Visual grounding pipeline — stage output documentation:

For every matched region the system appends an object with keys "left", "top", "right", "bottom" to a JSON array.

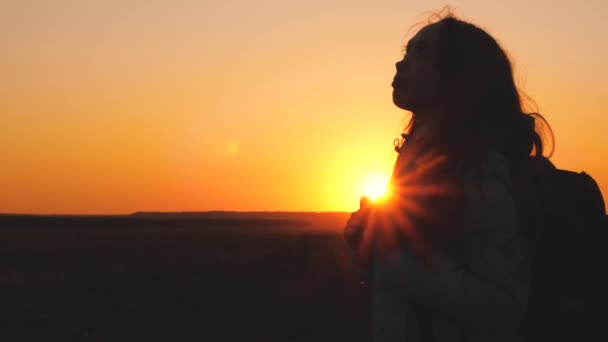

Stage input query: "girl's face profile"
[{"left": 392, "top": 22, "right": 442, "bottom": 113}]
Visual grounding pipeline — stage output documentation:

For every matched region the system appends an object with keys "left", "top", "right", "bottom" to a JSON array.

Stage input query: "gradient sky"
[{"left": 1, "top": 1, "right": 607, "bottom": 214}]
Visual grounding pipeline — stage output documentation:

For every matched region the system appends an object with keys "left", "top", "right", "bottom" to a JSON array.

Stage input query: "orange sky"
[{"left": 1, "top": 1, "right": 607, "bottom": 214}]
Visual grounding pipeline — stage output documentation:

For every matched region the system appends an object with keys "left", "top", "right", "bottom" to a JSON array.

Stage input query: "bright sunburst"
[{"left": 362, "top": 175, "right": 390, "bottom": 202}]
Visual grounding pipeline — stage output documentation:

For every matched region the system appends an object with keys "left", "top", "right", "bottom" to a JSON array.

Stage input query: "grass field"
[{"left": 0, "top": 213, "right": 371, "bottom": 341}]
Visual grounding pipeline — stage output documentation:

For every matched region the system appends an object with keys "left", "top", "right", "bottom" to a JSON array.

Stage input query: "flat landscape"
[{"left": 0, "top": 212, "right": 371, "bottom": 341}]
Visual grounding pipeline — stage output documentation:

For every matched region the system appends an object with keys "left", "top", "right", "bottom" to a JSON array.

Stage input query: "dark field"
[{"left": 0, "top": 213, "right": 371, "bottom": 341}]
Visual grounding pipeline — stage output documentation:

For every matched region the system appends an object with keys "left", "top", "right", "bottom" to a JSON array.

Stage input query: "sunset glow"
[
  {"left": 362, "top": 175, "right": 391, "bottom": 202},
  {"left": 1, "top": 1, "right": 607, "bottom": 214}
]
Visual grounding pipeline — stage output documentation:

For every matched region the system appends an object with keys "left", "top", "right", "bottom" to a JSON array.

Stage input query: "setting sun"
[{"left": 362, "top": 175, "right": 390, "bottom": 202}]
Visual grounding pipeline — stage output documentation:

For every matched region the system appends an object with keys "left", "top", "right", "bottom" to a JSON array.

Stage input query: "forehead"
[{"left": 407, "top": 23, "right": 442, "bottom": 49}]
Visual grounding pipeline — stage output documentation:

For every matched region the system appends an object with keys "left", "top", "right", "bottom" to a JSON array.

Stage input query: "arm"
[{"left": 382, "top": 151, "right": 529, "bottom": 333}]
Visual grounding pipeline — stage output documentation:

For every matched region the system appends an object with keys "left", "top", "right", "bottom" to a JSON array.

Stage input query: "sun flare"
[{"left": 362, "top": 175, "right": 390, "bottom": 202}]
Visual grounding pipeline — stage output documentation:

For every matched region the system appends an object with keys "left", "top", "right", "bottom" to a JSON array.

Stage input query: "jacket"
[{"left": 368, "top": 145, "right": 530, "bottom": 342}]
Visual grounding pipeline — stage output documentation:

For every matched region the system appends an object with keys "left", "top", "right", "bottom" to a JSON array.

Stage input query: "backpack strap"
[{"left": 577, "top": 171, "right": 606, "bottom": 215}]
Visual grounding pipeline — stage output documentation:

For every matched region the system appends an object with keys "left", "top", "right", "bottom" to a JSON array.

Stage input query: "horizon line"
[{"left": 0, "top": 210, "right": 351, "bottom": 217}]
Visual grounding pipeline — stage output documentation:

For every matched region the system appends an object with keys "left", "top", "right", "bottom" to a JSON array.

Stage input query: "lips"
[{"left": 392, "top": 78, "right": 407, "bottom": 88}]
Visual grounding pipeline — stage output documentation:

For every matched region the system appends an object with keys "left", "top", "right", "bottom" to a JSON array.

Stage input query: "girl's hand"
[{"left": 343, "top": 196, "right": 372, "bottom": 247}]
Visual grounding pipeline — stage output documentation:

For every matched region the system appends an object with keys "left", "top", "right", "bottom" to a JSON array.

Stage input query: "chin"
[{"left": 392, "top": 92, "right": 412, "bottom": 111}]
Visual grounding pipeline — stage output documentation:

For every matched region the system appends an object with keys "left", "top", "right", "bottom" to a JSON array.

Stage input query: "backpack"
[{"left": 513, "top": 157, "right": 607, "bottom": 341}]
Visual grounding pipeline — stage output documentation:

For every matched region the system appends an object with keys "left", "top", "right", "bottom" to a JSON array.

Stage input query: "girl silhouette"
[{"left": 344, "top": 10, "right": 553, "bottom": 342}]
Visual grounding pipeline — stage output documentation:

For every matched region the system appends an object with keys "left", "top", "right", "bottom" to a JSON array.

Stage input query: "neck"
[
  {"left": 412, "top": 111, "right": 442, "bottom": 139},
  {"left": 413, "top": 100, "right": 446, "bottom": 127}
]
